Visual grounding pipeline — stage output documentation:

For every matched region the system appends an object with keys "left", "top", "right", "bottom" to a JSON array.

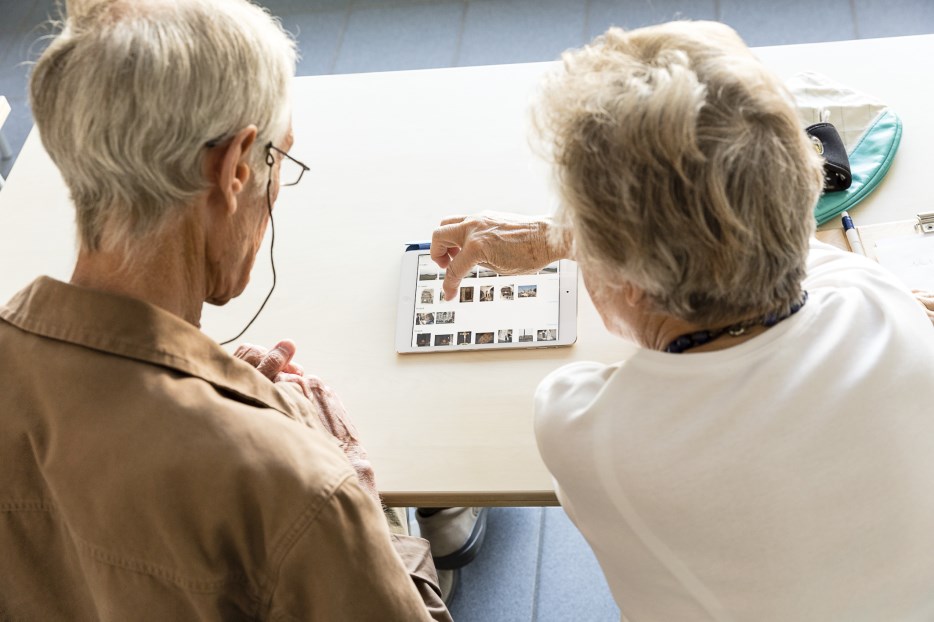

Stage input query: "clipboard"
[{"left": 816, "top": 212, "right": 934, "bottom": 290}]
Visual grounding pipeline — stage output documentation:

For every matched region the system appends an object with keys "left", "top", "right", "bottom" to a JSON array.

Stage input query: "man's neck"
[{"left": 70, "top": 222, "right": 207, "bottom": 327}]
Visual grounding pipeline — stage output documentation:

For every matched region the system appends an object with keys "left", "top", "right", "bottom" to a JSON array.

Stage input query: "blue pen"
[
  {"left": 405, "top": 242, "right": 431, "bottom": 252},
  {"left": 841, "top": 212, "right": 865, "bottom": 256}
]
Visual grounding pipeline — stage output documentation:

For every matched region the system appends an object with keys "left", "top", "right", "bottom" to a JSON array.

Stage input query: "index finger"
[
  {"left": 441, "top": 245, "right": 483, "bottom": 300},
  {"left": 430, "top": 220, "right": 474, "bottom": 268}
]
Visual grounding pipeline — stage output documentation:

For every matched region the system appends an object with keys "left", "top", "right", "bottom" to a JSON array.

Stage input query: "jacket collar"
[{"left": 0, "top": 276, "right": 295, "bottom": 415}]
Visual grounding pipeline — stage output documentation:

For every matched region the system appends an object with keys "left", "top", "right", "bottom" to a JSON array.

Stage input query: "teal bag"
[{"left": 813, "top": 109, "right": 902, "bottom": 225}]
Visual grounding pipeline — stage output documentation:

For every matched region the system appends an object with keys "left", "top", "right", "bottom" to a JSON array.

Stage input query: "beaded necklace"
[{"left": 665, "top": 291, "right": 808, "bottom": 354}]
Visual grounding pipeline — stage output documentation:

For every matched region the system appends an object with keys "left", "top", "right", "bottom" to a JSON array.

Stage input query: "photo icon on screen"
[
  {"left": 476, "top": 332, "right": 494, "bottom": 344},
  {"left": 419, "top": 288, "right": 434, "bottom": 304},
  {"left": 539, "top": 263, "right": 559, "bottom": 275},
  {"left": 498, "top": 329, "right": 513, "bottom": 343},
  {"left": 416, "top": 333, "right": 431, "bottom": 347},
  {"left": 419, "top": 266, "right": 438, "bottom": 281},
  {"left": 479, "top": 285, "right": 494, "bottom": 302},
  {"left": 415, "top": 312, "right": 434, "bottom": 325},
  {"left": 537, "top": 329, "right": 557, "bottom": 342},
  {"left": 518, "top": 329, "right": 534, "bottom": 343},
  {"left": 434, "top": 334, "right": 453, "bottom": 346},
  {"left": 518, "top": 285, "right": 537, "bottom": 298},
  {"left": 457, "top": 331, "right": 472, "bottom": 345},
  {"left": 478, "top": 268, "right": 497, "bottom": 278},
  {"left": 459, "top": 287, "right": 475, "bottom": 303},
  {"left": 436, "top": 311, "right": 455, "bottom": 324},
  {"left": 500, "top": 285, "right": 514, "bottom": 300}
]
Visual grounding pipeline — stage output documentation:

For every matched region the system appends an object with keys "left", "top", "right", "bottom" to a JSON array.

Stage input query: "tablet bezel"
[{"left": 394, "top": 246, "right": 578, "bottom": 354}]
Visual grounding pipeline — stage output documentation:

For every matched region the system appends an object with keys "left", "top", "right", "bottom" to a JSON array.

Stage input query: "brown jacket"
[{"left": 0, "top": 277, "right": 450, "bottom": 621}]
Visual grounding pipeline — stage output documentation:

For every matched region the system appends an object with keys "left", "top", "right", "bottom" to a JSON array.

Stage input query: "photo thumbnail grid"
[{"left": 412, "top": 254, "right": 561, "bottom": 348}]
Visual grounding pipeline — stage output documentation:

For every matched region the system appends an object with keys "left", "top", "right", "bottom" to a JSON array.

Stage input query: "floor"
[{"left": 1, "top": 0, "right": 932, "bottom": 619}]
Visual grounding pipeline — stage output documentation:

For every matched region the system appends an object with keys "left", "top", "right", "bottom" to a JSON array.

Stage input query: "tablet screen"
[{"left": 411, "top": 254, "right": 561, "bottom": 348}]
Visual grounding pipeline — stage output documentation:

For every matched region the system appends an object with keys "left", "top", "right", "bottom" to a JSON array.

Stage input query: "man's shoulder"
[
  {"left": 0, "top": 315, "right": 356, "bottom": 542},
  {"left": 0, "top": 320, "right": 365, "bottom": 607},
  {"left": 136, "top": 368, "right": 354, "bottom": 500}
]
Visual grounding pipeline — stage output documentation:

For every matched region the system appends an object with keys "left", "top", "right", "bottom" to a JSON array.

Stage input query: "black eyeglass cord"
[{"left": 219, "top": 177, "right": 277, "bottom": 346}]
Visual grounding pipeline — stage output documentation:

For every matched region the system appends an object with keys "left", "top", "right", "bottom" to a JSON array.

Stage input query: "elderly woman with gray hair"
[
  {"left": 434, "top": 21, "right": 934, "bottom": 621},
  {"left": 0, "top": 1, "right": 452, "bottom": 619}
]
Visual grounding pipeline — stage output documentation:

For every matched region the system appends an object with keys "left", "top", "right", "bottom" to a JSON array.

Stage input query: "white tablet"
[{"left": 395, "top": 243, "right": 578, "bottom": 353}]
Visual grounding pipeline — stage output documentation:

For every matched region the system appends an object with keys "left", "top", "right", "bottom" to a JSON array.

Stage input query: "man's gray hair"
[
  {"left": 30, "top": 0, "right": 297, "bottom": 252},
  {"left": 536, "top": 21, "right": 825, "bottom": 326}
]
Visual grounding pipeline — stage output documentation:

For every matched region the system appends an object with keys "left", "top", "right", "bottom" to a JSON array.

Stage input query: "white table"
[{"left": 1, "top": 35, "right": 930, "bottom": 506}]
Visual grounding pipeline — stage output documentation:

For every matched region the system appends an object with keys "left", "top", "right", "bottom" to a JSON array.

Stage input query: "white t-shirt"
[{"left": 535, "top": 240, "right": 934, "bottom": 622}]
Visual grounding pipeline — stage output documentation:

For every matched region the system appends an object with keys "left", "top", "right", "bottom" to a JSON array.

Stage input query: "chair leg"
[
  {"left": 0, "top": 131, "right": 12, "bottom": 160},
  {"left": 0, "top": 129, "right": 12, "bottom": 187}
]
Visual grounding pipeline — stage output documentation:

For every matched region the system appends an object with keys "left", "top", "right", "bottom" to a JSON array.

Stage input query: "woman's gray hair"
[
  {"left": 536, "top": 21, "right": 825, "bottom": 326},
  {"left": 30, "top": 0, "right": 297, "bottom": 252}
]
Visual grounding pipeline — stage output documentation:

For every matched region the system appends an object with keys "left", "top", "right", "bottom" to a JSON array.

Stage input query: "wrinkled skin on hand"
[
  {"left": 913, "top": 290, "right": 934, "bottom": 326},
  {"left": 430, "top": 212, "right": 568, "bottom": 301},
  {"left": 233, "top": 341, "right": 304, "bottom": 378},
  {"left": 234, "top": 341, "right": 378, "bottom": 501}
]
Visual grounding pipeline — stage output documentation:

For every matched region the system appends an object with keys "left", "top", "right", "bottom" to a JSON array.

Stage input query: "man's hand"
[
  {"left": 233, "top": 341, "right": 378, "bottom": 502},
  {"left": 913, "top": 290, "right": 934, "bottom": 326},
  {"left": 233, "top": 340, "right": 304, "bottom": 379},
  {"left": 430, "top": 212, "right": 570, "bottom": 301}
]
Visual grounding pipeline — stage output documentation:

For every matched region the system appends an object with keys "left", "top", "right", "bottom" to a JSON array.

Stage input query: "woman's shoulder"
[
  {"left": 806, "top": 238, "right": 907, "bottom": 293},
  {"left": 537, "top": 360, "right": 614, "bottom": 392},
  {"left": 534, "top": 361, "right": 619, "bottom": 429},
  {"left": 806, "top": 237, "right": 932, "bottom": 328}
]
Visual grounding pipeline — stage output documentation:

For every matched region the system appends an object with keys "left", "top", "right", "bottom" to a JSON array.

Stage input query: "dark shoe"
[{"left": 416, "top": 507, "right": 489, "bottom": 569}]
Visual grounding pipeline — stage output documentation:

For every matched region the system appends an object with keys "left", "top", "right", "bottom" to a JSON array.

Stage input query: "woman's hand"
[
  {"left": 430, "top": 212, "right": 570, "bottom": 301},
  {"left": 913, "top": 291, "right": 934, "bottom": 326},
  {"left": 233, "top": 341, "right": 378, "bottom": 502}
]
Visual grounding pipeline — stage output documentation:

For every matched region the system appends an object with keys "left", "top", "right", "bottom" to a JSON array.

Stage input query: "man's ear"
[{"left": 215, "top": 125, "right": 258, "bottom": 214}]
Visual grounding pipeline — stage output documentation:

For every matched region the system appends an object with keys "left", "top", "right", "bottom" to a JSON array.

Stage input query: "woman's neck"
[
  {"left": 630, "top": 309, "right": 772, "bottom": 354},
  {"left": 648, "top": 317, "right": 771, "bottom": 353}
]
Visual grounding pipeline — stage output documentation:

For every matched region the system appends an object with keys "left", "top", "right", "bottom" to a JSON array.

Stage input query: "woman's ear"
[
  {"left": 213, "top": 125, "right": 258, "bottom": 214},
  {"left": 621, "top": 281, "right": 645, "bottom": 308}
]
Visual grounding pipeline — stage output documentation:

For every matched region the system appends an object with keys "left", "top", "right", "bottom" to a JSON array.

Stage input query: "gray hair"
[
  {"left": 536, "top": 21, "right": 824, "bottom": 326},
  {"left": 30, "top": 0, "right": 297, "bottom": 252}
]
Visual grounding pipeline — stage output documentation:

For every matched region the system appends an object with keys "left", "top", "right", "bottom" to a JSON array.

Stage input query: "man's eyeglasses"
[
  {"left": 265, "top": 143, "right": 310, "bottom": 187},
  {"left": 204, "top": 136, "right": 310, "bottom": 187}
]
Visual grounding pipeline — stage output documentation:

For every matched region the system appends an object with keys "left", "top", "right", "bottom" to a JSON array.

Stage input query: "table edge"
[{"left": 381, "top": 490, "right": 560, "bottom": 508}]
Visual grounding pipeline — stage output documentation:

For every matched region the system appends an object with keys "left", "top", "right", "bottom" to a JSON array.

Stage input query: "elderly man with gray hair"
[
  {"left": 434, "top": 21, "right": 934, "bottom": 621},
  {"left": 0, "top": 1, "right": 451, "bottom": 619}
]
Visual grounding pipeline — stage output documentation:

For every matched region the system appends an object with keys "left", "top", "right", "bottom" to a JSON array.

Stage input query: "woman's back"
[{"left": 535, "top": 242, "right": 934, "bottom": 622}]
